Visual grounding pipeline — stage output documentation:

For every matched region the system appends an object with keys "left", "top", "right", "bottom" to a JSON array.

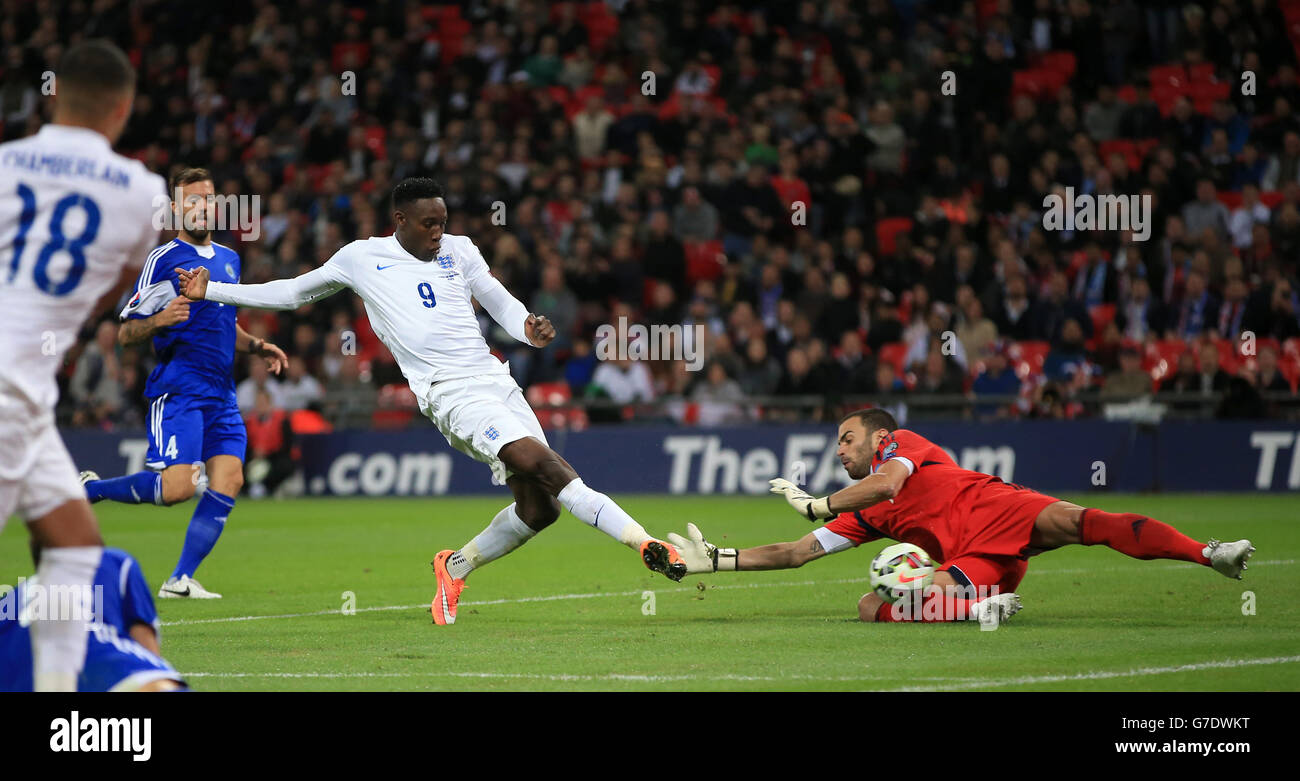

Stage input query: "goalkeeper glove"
[
  {"left": 666, "top": 523, "right": 737, "bottom": 573},
  {"left": 768, "top": 477, "right": 835, "bottom": 520}
]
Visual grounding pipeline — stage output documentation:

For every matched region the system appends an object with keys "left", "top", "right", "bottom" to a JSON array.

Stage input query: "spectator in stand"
[
  {"left": 914, "top": 343, "right": 965, "bottom": 395},
  {"left": 1044, "top": 319, "right": 1091, "bottom": 383},
  {"left": 775, "top": 347, "right": 822, "bottom": 396},
  {"left": 590, "top": 356, "right": 655, "bottom": 403},
  {"left": 69, "top": 321, "right": 127, "bottom": 428},
  {"left": 873, "top": 361, "right": 906, "bottom": 395},
  {"left": 1033, "top": 270, "right": 1093, "bottom": 345},
  {"left": 1262, "top": 131, "right": 1300, "bottom": 191},
  {"left": 236, "top": 356, "right": 285, "bottom": 413},
  {"left": 834, "top": 330, "right": 875, "bottom": 394},
  {"left": 1249, "top": 278, "right": 1300, "bottom": 340},
  {"left": 1216, "top": 277, "right": 1250, "bottom": 339},
  {"left": 993, "top": 274, "right": 1036, "bottom": 341},
  {"left": 1229, "top": 183, "right": 1271, "bottom": 250},
  {"left": 243, "top": 388, "right": 295, "bottom": 499},
  {"left": 1101, "top": 345, "right": 1152, "bottom": 399},
  {"left": 738, "top": 337, "right": 783, "bottom": 396},
  {"left": 1172, "top": 270, "right": 1220, "bottom": 339},
  {"left": 572, "top": 95, "right": 614, "bottom": 161},
  {"left": 1255, "top": 345, "right": 1294, "bottom": 394},
  {"left": 971, "top": 345, "right": 1019, "bottom": 417},
  {"left": 1072, "top": 241, "right": 1117, "bottom": 307},
  {"left": 278, "top": 356, "right": 324, "bottom": 412},
  {"left": 1180, "top": 178, "right": 1231, "bottom": 243},
  {"left": 955, "top": 291, "right": 998, "bottom": 367},
  {"left": 673, "top": 186, "right": 720, "bottom": 242},
  {"left": 1181, "top": 341, "right": 1233, "bottom": 394},
  {"left": 1116, "top": 275, "right": 1169, "bottom": 342},
  {"left": 690, "top": 361, "right": 747, "bottom": 426}
]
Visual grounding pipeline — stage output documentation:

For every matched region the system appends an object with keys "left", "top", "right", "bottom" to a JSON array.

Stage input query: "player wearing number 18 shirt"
[
  {"left": 176, "top": 177, "right": 687, "bottom": 627},
  {"left": 0, "top": 40, "right": 166, "bottom": 690}
]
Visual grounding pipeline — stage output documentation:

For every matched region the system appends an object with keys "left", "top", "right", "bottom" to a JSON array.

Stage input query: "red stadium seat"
[
  {"left": 1188, "top": 63, "right": 1216, "bottom": 83},
  {"left": 1008, "top": 340, "right": 1050, "bottom": 377},
  {"left": 875, "top": 217, "right": 913, "bottom": 255},
  {"left": 1089, "top": 303, "right": 1117, "bottom": 334},
  {"left": 1149, "top": 64, "right": 1189, "bottom": 89},
  {"left": 1261, "top": 190, "right": 1285, "bottom": 208},
  {"left": 1149, "top": 339, "right": 1192, "bottom": 384},
  {"left": 371, "top": 383, "right": 418, "bottom": 429},
  {"left": 1214, "top": 338, "right": 1242, "bottom": 374},
  {"left": 1038, "top": 51, "right": 1077, "bottom": 80},
  {"left": 1098, "top": 139, "right": 1140, "bottom": 171},
  {"left": 526, "top": 382, "right": 572, "bottom": 407},
  {"left": 526, "top": 382, "right": 588, "bottom": 430},
  {"left": 1217, "top": 191, "right": 1243, "bottom": 210},
  {"left": 877, "top": 342, "right": 908, "bottom": 376}
]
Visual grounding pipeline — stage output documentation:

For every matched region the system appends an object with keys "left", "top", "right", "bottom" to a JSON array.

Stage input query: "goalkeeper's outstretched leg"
[{"left": 1029, "top": 501, "right": 1255, "bottom": 579}]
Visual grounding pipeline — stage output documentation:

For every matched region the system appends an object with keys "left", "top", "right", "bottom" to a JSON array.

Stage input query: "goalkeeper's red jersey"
[{"left": 822, "top": 429, "right": 1060, "bottom": 562}]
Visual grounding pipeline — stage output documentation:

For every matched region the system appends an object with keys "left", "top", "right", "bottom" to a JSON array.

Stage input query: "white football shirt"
[
  {"left": 0, "top": 124, "right": 166, "bottom": 412},
  {"left": 205, "top": 233, "right": 532, "bottom": 388}
]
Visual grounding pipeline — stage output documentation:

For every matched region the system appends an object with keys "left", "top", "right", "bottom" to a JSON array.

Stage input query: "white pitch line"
[
  {"left": 158, "top": 558, "right": 1296, "bottom": 628},
  {"left": 875, "top": 655, "right": 1300, "bottom": 692},
  {"left": 179, "top": 671, "right": 961, "bottom": 683},
  {"left": 158, "top": 577, "right": 871, "bottom": 626}
]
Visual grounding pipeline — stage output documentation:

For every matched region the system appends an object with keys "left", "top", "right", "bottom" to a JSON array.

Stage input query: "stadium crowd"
[{"left": 3, "top": 0, "right": 1300, "bottom": 433}]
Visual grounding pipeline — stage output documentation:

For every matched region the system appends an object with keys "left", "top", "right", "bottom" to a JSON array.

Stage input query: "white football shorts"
[
  {"left": 416, "top": 373, "right": 548, "bottom": 485},
  {"left": 0, "top": 400, "right": 87, "bottom": 533}
]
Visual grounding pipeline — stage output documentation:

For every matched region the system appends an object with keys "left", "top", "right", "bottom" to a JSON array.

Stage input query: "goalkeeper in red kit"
[{"left": 668, "top": 408, "right": 1255, "bottom": 625}]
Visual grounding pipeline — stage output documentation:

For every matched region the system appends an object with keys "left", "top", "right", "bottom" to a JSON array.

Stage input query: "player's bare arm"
[
  {"left": 235, "top": 323, "right": 287, "bottom": 375},
  {"left": 667, "top": 523, "right": 835, "bottom": 573},
  {"left": 118, "top": 296, "right": 191, "bottom": 345}
]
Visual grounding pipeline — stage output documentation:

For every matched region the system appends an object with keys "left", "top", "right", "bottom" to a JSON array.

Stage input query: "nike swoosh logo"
[
  {"left": 166, "top": 585, "right": 190, "bottom": 596},
  {"left": 376, "top": 263, "right": 399, "bottom": 271},
  {"left": 898, "top": 573, "right": 925, "bottom": 583}
]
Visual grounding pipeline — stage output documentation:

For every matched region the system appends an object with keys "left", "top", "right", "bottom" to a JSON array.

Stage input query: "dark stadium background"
[{"left": 5, "top": 0, "right": 1300, "bottom": 494}]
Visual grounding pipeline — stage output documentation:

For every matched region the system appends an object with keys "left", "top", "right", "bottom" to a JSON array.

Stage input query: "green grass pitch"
[{"left": 3, "top": 493, "right": 1297, "bottom": 691}]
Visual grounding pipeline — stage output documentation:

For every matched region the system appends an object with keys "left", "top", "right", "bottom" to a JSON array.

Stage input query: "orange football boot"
[
  {"left": 430, "top": 549, "right": 466, "bottom": 625},
  {"left": 639, "top": 539, "right": 688, "bottom": 582}
]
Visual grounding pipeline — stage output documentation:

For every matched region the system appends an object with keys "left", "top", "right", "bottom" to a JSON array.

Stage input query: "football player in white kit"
[
  {"left": 0, "top": 40, "right": 167, "bottom": 688},
  {"left": 176, "top": 177, "right": 687, "bottom": 625}
]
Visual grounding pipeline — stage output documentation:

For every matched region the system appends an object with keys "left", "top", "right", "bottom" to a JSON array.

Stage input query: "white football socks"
[
  {"left": 557, "top": 477, "right": 651, "bottom": 549},
  {"left": 31, "top": 545, "right": 103, "bottom": 692},
  {"left": 447, "top": 504, "right": 537, "bottom": 580}
]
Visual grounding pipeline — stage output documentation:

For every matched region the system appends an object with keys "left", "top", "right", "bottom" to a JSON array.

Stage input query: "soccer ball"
[{"left": 869, "top": 542, "right": 935, "bottom": 604}]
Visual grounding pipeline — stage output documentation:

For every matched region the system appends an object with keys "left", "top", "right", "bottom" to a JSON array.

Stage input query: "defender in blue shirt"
[
  {"left": 81, "top": 169, "right": 286, "bottom": 599},
  {"left": 1, "top": 547, "right": 186, "bottom": 691}
]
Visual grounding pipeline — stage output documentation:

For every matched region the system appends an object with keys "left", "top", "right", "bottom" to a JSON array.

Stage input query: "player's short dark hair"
[
  {"left": 56, "top": 40, "right": 136, "bottom": 115},
  {"left": 169, "top": 167, "right": 213, "bottom": 193},
  {"left": 391, "top": 177, "right": 445, "bottom": 211},
  {"left": 841, "top": 407, "right": 898, "bottom": 434}
]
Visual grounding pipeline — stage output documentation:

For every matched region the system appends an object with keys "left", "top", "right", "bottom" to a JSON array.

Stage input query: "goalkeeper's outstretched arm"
[{"left": 667, "top": 524, "right": 839, "bottom": 573}]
